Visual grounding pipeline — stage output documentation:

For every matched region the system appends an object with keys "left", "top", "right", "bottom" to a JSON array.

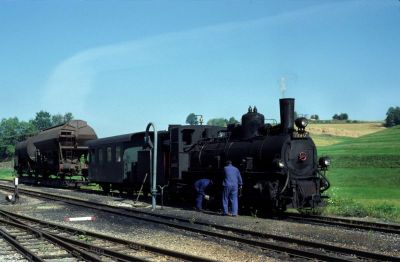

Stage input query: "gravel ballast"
[{"left": 0, "top": 183, "right": 399, "bottom": 261}]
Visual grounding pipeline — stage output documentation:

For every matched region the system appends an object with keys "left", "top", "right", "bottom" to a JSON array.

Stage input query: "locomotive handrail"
[{"left": 278, "top": 171, "right": 290, "bottom": 195}]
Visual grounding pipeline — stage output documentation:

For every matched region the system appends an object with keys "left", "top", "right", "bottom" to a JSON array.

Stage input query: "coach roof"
[{"left": 86, "top": 131, "right": 151, "bottom": 147}]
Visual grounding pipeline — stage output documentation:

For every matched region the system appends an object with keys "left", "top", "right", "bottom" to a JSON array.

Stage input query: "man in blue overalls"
[
  {"left": 194, "top": 178, "right": 213, "bottom": 211},
  {"left": 222, "top": 160, "right": 243, "bottom": 216}
]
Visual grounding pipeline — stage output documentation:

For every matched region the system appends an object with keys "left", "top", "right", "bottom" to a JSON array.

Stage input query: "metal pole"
[{"left": 145, "top": 123, "right": 157, "bottom": 211}]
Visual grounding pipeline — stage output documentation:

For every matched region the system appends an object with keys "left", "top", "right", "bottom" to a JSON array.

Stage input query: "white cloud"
[
  {"left": 41, "top": 1, "right": 355, "bottom": 136},
  {"left": 42, "top": 1, "right": 337, "bottom": 112}
]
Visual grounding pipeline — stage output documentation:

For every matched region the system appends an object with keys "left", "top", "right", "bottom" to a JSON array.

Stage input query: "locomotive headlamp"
[
  {"left": 273, "top": 159, "right": 285, "bottom": 169},
  {"left": 295, "top": 117, "right": 309, "bottom": 129},
  {"left": 319, "top": 157, "right": 331, "bottom": 168}
]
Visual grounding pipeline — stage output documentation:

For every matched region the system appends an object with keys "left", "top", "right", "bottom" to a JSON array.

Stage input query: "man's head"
[{"left": 226, "top": 160, "right": 232, "bottom": 166}]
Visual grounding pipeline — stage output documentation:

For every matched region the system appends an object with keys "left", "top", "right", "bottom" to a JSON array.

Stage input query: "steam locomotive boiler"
[
  {"left": 14, "top": 120, "right": 97, "bottom": 180},
  {"left": 169, "top": 98, "right": 330, "bottom": 212}
]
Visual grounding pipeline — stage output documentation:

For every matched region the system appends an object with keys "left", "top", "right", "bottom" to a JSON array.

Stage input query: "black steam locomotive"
[{"left": 87, "top": 98, "right": 330, "bottom": 212}]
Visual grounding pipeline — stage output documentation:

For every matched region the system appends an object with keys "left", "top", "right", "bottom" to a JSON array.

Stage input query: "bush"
[{"left": 385, "top": 106, "right": 400, "bottom": 127}]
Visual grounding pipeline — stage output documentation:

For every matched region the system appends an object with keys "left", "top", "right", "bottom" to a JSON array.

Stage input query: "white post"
[{"left": 14, "top": 177, "right": 19, "bottom": 202}]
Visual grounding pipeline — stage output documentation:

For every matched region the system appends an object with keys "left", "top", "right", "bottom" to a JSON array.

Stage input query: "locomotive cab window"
[{"left": 182, "top": 129, "right": 195, "bottom": 145}]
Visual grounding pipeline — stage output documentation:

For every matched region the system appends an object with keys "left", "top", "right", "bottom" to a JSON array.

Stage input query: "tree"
[
  {"left": 51, "top": 114, "right": 65, "bottom": 126},
  {"left": 332, "top": 113, "right": 349, "bottom": 121},
  {"left": 310, "top": 114, "right": 319, "bottom": 120},
  {"left": 207, "top": 118, "right": 227, "bottom": 127},
  {"left": 0, "top": 111, "right": 73, "bottom": 160},
  {"left": 32, "top": 111, "right": 52, "bottom": 130},
  {"left": 19, "top": 120, "right": 37, "bottom": 139},
  {"left": 227, "top": 117, "right": 239, "bottom": 125},
  {"left": 385, "top": 106, "right": 400, "bottom": 127},
  {"left": 50, "top": 112, "right": 74, "bottom": 126},
  {"left": 64, "top": 112, "right": 74, "bottom": 122},
  {"left": 340, "top": 113, "right": 349, "bottom": 120},
  {"left": 185, "top": 113, "right": 199, "bottom": 125},
  {"left": 207, "top": 117, "right": 239, "bottom": 127},
  {"left": 0, "top": 118, "right": 36, "bottom": 159},
  {"left": 0, "top": 117, "right": 20, "bottom": 158}
]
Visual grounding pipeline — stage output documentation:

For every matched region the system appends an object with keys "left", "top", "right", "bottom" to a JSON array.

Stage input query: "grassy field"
[
  {"left": 308, "top": 122, "right": 385, "bottom": 137},
  {"left": 314, "top": 125, "right": 400, "bottom": 222}
]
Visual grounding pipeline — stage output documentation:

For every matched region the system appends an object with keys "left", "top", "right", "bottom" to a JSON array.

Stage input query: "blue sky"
[{"left": 1, "top": 0, "right": 399, "bottom": 137}]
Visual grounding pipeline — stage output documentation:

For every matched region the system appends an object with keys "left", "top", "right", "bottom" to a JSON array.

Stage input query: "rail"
[
  {"left": 2, "top": 184, "right": 399, "bottom": 261},
  {"left": 0, "top": 209, "right": 214, "bottom": 262}
]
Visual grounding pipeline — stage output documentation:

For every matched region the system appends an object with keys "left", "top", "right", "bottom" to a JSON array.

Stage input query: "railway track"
[
  {"left": 283, "top": 212, "right": 400, "bottom": 235},
  {"left": 3, "top": 178, "right": 398, "bottom": 235},
  {"left": 0, "top": 216, "right": 102, "bottom": 261},
  {"left": 0, "top": 177, "right": 88, "bottom": 188},
  {"left": 1, "top": 184, "right": 399, "bottom": 261},
  {"left": 0, "top": 209, "right": 214, "bottom": 262}
]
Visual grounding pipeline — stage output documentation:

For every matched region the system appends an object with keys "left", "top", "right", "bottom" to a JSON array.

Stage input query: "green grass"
[
  {"left": 0, "top": 168, "right": 15, "bottom": 180},
  {"left": 316, "top": 126, "right": 400, "bottom": 222},
  {"left": 80, "top": 183, "right": 102, "bottom": 191},
  {"left": 318, "top": 126, "right": 400, "bottom": 160},
  {"left": 311, "top": 134, "right": 353, "bottom": 147}
]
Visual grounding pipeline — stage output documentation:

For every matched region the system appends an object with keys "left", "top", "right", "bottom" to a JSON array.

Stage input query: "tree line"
[
  {"left": 186, "top": 105, "right": 400, "bottom": 128},
  {"left": 2, "top": 105, "right": 399, "bottom": 161},
  {"left": 186, "top": 113, "right": 239, "bottom": 127},
  {"left": 0, "top": 111, "right": 73, "bottom": 160},
  {"left": 330, "top": 108, "right": 400, "bottom": 127}
]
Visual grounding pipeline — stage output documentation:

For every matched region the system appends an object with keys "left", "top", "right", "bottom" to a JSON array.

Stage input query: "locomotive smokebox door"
[{"left": 137, "top": 150, "right": 150, "bottom": 183}]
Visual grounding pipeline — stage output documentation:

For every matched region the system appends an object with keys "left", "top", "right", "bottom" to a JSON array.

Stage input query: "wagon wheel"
[
  {"left": 126, "top": 188, "right": 134, "bottom": 198},
  {"left": 100, "top": 183, "right": 110, "bottom": 195}
]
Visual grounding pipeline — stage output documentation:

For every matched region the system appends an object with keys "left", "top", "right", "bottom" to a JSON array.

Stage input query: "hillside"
[
  {"left": 313, "top": 125, "right": 400, "bottom": 222},
  {"left": 317, "top": 125, "right": 400, "bottom": 168},
  {"left": 308, "top": 122, "right": 385, "bottom": 146},
  {"left": 308, "top": 122, "right": 385, "bottom": 137}
]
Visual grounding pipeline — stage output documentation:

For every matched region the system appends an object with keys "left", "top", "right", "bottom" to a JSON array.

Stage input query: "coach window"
[
  {"left": 98, "top": 148, "right": 103, "bottom": 164},
  {"left": 123, "top": 146, "right": 141, "bottom": 179},
  {"left": 107, "top": 147, "right": 112, "bottom": 162},
  {"left": 90, "top": 149, "right": 96, "bottom": 164},
  {"left": 116, "top": 146, "right": 121, "bottom": 162}
]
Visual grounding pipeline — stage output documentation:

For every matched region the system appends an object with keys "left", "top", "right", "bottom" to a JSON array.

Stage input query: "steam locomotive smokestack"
[{"left": 280, "top": 98, "right": 295, "bottom": 133}]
